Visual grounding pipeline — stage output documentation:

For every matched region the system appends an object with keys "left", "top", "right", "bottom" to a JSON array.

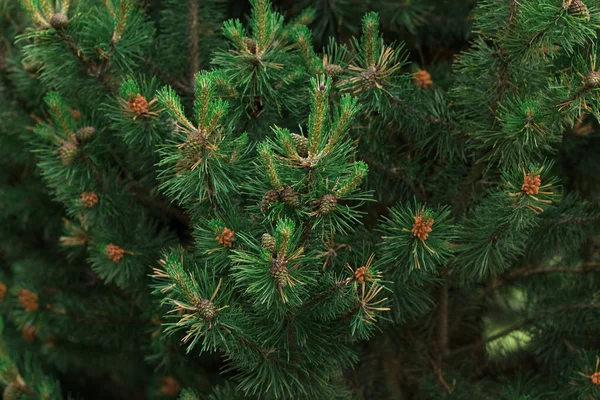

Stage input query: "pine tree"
[{"left": 1, "top": 0, "right": 600, "bottom": 399}]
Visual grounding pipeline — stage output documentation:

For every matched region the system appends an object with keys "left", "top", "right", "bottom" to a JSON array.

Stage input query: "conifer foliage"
[{"left": 1, "top": 0, "right": 600, "bottom": 399}]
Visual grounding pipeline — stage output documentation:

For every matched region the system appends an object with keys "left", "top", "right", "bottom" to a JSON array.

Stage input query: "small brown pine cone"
[
  {"left": 261, "top": 233, "right": 277, "bottom": 255},
  {"left": 50, "top": 13, "right": 69, "bottom": 29},
  {"left": 567, "top": 0, "right": 590, "bottom": 21},
  {"left": 361, "top": 68, "right": 378, "bottom": 85},
  {"left": 319, "top": 194, "right": 338, "bottom": 214},
  {"left": 246, "top": 37, "right": 258, "bottom": 54},
  {"left": 413, "top": 69, "right": 433, "bottom": 89},
  {"left": 2, "top": 382, "right": 25, "bottom": 400},
  {"left": 196, "top": 299, "right": 217, "bottom": 320},
  {"left": 18, "top": 289, "right": 39, "bottom": 312},
  {"left": 591, "top": 371, "right": 600, "bottom": 386},
  {"left": 216, "top": 227, "right": 235, "bottom": 248},
  {"left": 354, "top": 266, "right": 368, "bottom": 283},
  {"left": 105, "top": 243, "right": 126, "bottom": 263},
  {"left": 261, "top": 189, "right": 281, "bottom": 212},
  {"left": 58, "top": 140, "right": 79, "bottom": 166},
  {"left": 325, "top": 63, "right": 344, "bottom": 76},
  {"left": 180, "top": 131, "right": 207, "bottom": 162},
  {"left": 75, "top": 126, "right": 96, "bottom": 143},
  {"left": 80, "top": 192, "right": 99, "bottom": 208},
  {"left": 160, "top": 376, "right": 181, "bottom": 397},
  {"left": 280, "top": 186, "right": 301, "bottom": 208},
  {"left": 291, "top": 133, "right": 308, "bottom": 157},
  {"left": 521, "top": 174, "right": 541, "bottom": 195},
  {"left": 584, "top": 71, "right": 600, "bottom": 89},
  {"left": 0, "top": 281, "right": 7, "bottom": 301},
  {"left": 21, "top": 325, "right": 37, "bottom": 342},
  {"left": 411, "top": 214, "right": 434, "bottom": 241},
  {"left": 270, "top": 260, "right": 289, "bottom": 289},
  {"left": 128, "top": 94, "right": 149, "bottom": 116},
  {"left": 71, "top": 109, "right": 81, "bottom": 122}
]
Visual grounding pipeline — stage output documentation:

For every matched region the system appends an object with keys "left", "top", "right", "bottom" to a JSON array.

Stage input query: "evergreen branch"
[
  {"left": 56, "top": 30, "right": 116, "bottom": 94},
  {"left": 447, "top": 301, "right": 600, "bottom": 358},
  {"left": 486, "top": 262, "right": 600, "bottom": 292},
  {"left": 144, "top": 57, "right": 193, "bottom": 94},
  {"left": 44, "top": 303, "right": 151, "bottom": 325},
  {"left": 389, "top": 95, "right": 458, "bottom": 132},
  {"left": 436, "top": 282, "right": 449, "bottom": 358},
  {"left": 188, "top": 0, "right": 200, "bottom": 83}
]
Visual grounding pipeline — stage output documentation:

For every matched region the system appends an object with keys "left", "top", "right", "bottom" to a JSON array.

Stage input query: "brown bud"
[
  {"left": 0, "top": 281, "right": 7, "bottom": 301},
  {"left": 105, "top": 243, "right": 126, "bottom": 263},
  {"left": 50, "top": 13, "right": 69, "bottom": 29},
  {"left": 75, "top": 126, "right": 96, "bottom": 143},
  {"left": 128, "top": 94, "right": 149, "bottom": 116},
  {"left": 216, "top": 227, "right": 235, "bottom": 248},
  {"left": 160, "top": 376, "right": 181, "bottom": 397},
  {"left": 18, "top": 289, "right": 39, "bottom": 312},
  {"left": 196, "top": 299, "right": 217, "bottom": 320},
  {"left": 411, "top": 214, "right": 434, "bottom": 241},
  {"left": 584, "top": 71, "right": 600, "bottom": 89},
  {"left": 246, "top": 37, "right": 258, "bottom": 54},
  {"left": 413, "top": 69, "right": 433, "bottom": 89},
  {"left": 80, "top": 192, "right": 99, "bottom": 208}
]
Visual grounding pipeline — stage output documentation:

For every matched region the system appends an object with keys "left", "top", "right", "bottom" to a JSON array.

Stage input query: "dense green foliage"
[{"left": 1, "top": 0, "right": 600, "bottom": 399}]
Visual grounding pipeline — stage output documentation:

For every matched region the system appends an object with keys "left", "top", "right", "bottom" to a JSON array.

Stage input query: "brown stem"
[
  {"left": 486, "top": 262, "right": 600, "bottom": 292},
  {"left": 446, "top": 301, "right": 600, "bottom": 358},
  {"left": 57, "top": 30, "right": 115, "bottom": 94},
  {"left": 188, "top": 0, "right": 200, "bottom": 85},
  {"left": 144, "top": 57, "right": 193, "bottom": 94},
  {"left": 437, "top": 283, "right": 449, "bottom": 358},
  {"left": 45, "top": 304, "right": 150, "bottom": 325}
]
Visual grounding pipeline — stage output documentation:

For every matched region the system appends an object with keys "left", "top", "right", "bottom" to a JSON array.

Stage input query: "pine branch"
[
  {"left": 188, "top": 0, "right": 200, "bottom": 84},
  {"left": 486, "top": 262, "right": 600, "bottom": 292},
  {"left": 436, "top": 283, "right": 449, "bottom": 358},
  {"left": 56, "top": 30, "right": 116, "bottom": 94},
  {"left": 446, "top": 301, "right": 600, "bottom": 358},
  {"left": 144, "top": 57, "right": 193, "bottom": 94}
]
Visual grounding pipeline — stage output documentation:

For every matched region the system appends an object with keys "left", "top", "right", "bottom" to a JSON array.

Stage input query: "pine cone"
[
  {"left": 128, "top": 94, "right": 150, "bottom": 116},
  {"left": 361, "top": 68, "right": 378, "bottom": 85},
  {"left": 291, "top": 133, "right": 308, "bottom": 157},
  {"left": 106, "top": 243, "right": 126, "bottom": 263},
  {"left": 80, "top": 192, "right": 99, "bottom": 208},
  {"left": 216, "top": 227, "right": 235, "bottom": 248},
  {"left": 354, "top": 266, "right": 368, "bottom": 283},
  {"left": 2, "top": 383, "right": 25, "bottom": 400},
  {"left": 411, "top": 214, "right": 434, "bottom": 241},
  {"left": 269, "top": 260, "right": 289, "bottom": 289},
  {"left": 261, "top": 189, "right": 281, "bottom": 212},
  {"left": 319, "top": 194, "right": 338, "bottom": 214},
  {"left": 196, "top": 299, "right": 217, "bottom": 320},
  {"left": 325, "top": 63, "right": 344, "bottom": 76},
  {"left": 521, "top": 174, "right": 541, "bottom": 195},
  {"left": 160, "top": 376, "right": 181, "bottom": 397},
  {"left": 21, "top": 324, "right": 37, "bottom": 342},
  {"left": 18, "top": 289, "right": 39, "bottom": 312},
  {"left": 71, "top": 109, "right": 81, "bottom": 122},
  {"left": 75, "top": 126, "right": 96, "bottom": 143},
  {"left": 50, "top": 13, "right": 69, "bottom": 29},
  {"left": 591, "top": 371, "right": 600, "bottom": 386},
  {"left": 0, "top": 281, "right": 7, "bottom": 301},
  {"left": 58, "top": 140, "right": 79, "bottom": 166},
  {"left": 584, "top": 71, "right": 600, "bottom": 88},
  {"left": 413, "top": 69, "right": 433, "bottom": 89},
  {"left": 280, "top": 186, "right": 301, "bottom": 208},
  {"left": 567, "top": 0, "right": 590, "bottom": 21},
  {"left": 261, "top": 233, "right": 277, "bottom": 255},
  {"left": 246, "top": 37, "right": 258, "bottom": 54},
  {"left": 180, "top": 131, "right": 207, "bottom": 162}
]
